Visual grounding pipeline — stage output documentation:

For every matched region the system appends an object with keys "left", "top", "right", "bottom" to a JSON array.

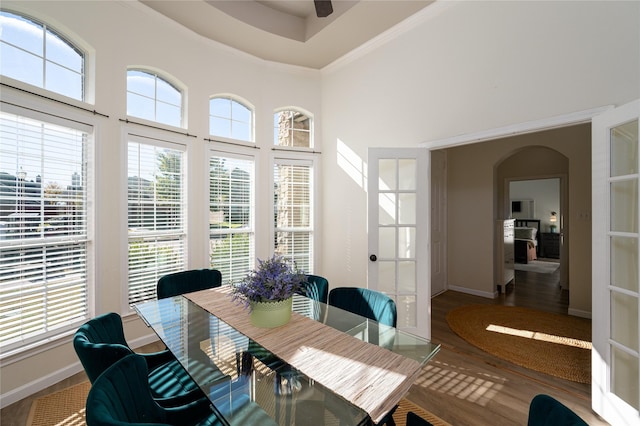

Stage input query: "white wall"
[
  {"left": 320, "top": 1, "right": 639, "bottom": 298},
  {"left": 0, "top": 0, "right": 321, "bottom": 404}
]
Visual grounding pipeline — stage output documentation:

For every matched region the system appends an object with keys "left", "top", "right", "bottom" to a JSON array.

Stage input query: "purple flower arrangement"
[{"left": 232, "top": 255, "right": 306, "bottom": 309}]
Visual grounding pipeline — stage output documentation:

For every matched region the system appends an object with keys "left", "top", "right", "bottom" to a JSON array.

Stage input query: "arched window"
[
  {"left": 274, "top": 109, "right": 312, "bottom": 148},
  {"left": 0, "top": 10, "right": 85, "bottom": 100},
  {"left": 210, "top": 95, "right": 253, "bottom": 142},
  {"left": 127, "top": 69, "right": 183, "bottom": 128}
]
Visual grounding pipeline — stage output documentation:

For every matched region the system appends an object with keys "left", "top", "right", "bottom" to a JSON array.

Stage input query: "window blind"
[
  {"left": 209, "top": 153, "right": 255, "bottom": 283},
  {"left": 127, "top": 138, "right": 185, "bottom": 306},
  {"left": 0, "top": 111, "right": 89, "bottom": 351},
  {"left": 273, "top": 160, "right": 313, "bottom": 273}
]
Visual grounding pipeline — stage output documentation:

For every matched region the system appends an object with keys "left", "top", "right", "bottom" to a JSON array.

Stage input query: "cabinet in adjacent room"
[
  {"left": 496, "top": 219, "right": 515, "bottom": 292},
  {"left": 540, "top": 232, "right": 560, "bottom": 259}
]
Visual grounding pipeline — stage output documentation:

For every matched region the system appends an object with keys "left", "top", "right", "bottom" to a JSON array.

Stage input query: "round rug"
[{"left": 446, "top": 304, "right": 591, "bottom": 384}]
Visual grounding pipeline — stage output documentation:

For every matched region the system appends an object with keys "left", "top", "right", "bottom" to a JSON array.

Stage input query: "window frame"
[
  {"left": 209, "top": 95, "right": 255, "bottom": 144},
  {"left": 273, "top": 108, "right": 314, "bottom": 150},
  {"left": 208, "top": 147, "right": 256, "bottom": 283},
  {"left": 0, "top": 9, "right": 86, "bottom": 102},
  {"left": 271, "top": 153, "right": 318, "bottom": 274},
  {"left": 0, "top": 95, "right": 95, "bottom": 358},
  {"left": 124, "top": 131, "right": 188, "bottom": 309},
  {"left": 126, "top": 68, "right": 185, "bottom": 129}
]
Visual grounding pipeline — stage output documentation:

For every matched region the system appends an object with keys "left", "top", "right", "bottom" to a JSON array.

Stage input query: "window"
[
  {"left": 127, "top": 69, "right": 182, "bottom": 128},
  {"left": 273, "top": 159, "right": 313, "bottom": 272},
  {"left": 210, "top": 96, "right": 253, "bottom": 142},
  {"left": 0, "top": 109, "right": 90, "bottom": 351},
  {"left": 274, "top": 109, "right": 312, "bottom": 148},
  {"left": 0, "top": 10, "right": 85, "bottom": 100},
  {"left": 209, "top": 152, "right": 255, "bottom": 283},
  {"left": 127, "top": 137, "right": 185, "bottom": 305}
]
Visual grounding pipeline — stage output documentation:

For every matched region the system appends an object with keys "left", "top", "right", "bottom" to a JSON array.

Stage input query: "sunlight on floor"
[
  {"left": 414, "top": 360, "right": 505, "bottom": 406},
  {"left": 486, "top": 324, "right": 592, "bottom": 349}
]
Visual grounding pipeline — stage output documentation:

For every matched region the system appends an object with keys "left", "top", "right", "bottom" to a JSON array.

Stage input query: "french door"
[
  {"left": 367, "top": 148, "right": 429, "bottom": 339},
  {"left": 592, "top": 99, "right": 640, "bottom": 425}
]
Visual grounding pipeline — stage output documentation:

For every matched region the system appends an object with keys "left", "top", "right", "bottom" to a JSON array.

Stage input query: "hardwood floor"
[
  {"left": 406, "top": 261, "right": 608, "bottom": 425},
  {"left": 1, "top": 262, "right": 608, "bottom": 425}
]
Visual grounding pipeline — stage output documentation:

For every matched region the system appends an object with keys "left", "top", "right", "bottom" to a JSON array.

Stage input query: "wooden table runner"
[{"left": 186, "top": 287, "right": 423, "bottom": 424}]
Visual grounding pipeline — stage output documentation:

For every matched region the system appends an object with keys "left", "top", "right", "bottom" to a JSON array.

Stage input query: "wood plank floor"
[
  {"left": 406, "top": 261, "right": 609, "bottom": 425},
  {"left": 1, "top": 261, "right": 608, "bottom": 425}
]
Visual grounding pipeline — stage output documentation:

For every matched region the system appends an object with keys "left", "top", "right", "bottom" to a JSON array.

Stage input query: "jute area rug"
[
  {"left": 26, "top": 381, "right": 450, "bottom": 426},
  {"left": 446, "top": 304, "right": 591, "bottom": 384}
]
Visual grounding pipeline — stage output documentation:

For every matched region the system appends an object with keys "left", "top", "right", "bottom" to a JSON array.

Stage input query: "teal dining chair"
[
  {"left": 299, "top": 274, "right": 329, "bottom": 303},
  {"left": 157, "top": 268, "right": 223, "bottom": 299},
  {"left": 328, "top": 287, "right": 397, "bottom": 327},
  {"left": 73, "top": 312, "right": 208, "bottom": 407},
  {"left": 527, "top": 394, "right": 588, "bottom": 426},
  {"left": 85, "top": 353, "right": 224, "bottom": 426},
  {"left": 327, "top": 286, "right": 398, "bottom": 425}
]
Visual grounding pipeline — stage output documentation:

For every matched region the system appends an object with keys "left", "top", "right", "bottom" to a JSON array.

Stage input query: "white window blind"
[
  {"left": 209, "top": 152, "right": 255, "bottom": 283},
  {"left": 273, "top": 160, "right": 313, "bottom": 273},
  {"left": 127, "top": 138, "right": 186, "bottom": 305},
  {"left": 0, "top": 110, "right": 89, "bottom": 351}
]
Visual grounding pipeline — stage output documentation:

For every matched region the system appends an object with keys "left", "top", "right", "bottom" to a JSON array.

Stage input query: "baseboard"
[
  {"left": 0, "top": 331, "right": 160, "bottom": 409},
  {"left": 568, "top": 308, "right": 592, "bottom": 319},
  {"left": 447, "top": 285, "right": 496, "bottom": 299},
  {"left": 0, "top": 360, "right": 84, "bottom": 409}
]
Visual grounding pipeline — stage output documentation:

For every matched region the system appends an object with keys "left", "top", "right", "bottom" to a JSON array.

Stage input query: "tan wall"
[{"left": 445, "top": 124, "right": 592, "bottom": 315}]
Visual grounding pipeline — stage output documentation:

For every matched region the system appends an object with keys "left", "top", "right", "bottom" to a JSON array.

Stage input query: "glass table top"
[{"left": 135, "top": 294, "right": 440, "bottom": 426}]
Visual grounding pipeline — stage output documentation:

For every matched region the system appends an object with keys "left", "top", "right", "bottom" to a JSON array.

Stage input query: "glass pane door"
[
  {"left": 592, "top": 99, "right": 640, "bottom": 425},
  {"left": 368, "top": 149, "right": 428, "bottom": 338}
]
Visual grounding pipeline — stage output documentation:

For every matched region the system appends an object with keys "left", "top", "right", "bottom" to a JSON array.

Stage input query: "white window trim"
[
  {"left": 270, "top": 151, "right": 319, "bottom": 274},
  {"left": 126, "top": 67, "right": 187, "bottom": 130},
  {"left": 273, "top": 107, "right": 314, "bottom": 149},
  {"left": 209, "top": 94, "right": 255, "bottom": 143},
  {"left": 0, "top": 8, "right": 91, "bottom": 102},
  {"left": 0, "top": 91, "right": 96, "bottom": 360},
  {"left": 208, "top": 147, "right": 257, "bottom": 282},
  {"left": 120, "top": 125, "right": 189, "bottom": 312}
]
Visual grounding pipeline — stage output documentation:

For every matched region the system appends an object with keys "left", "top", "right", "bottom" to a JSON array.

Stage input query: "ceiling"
[{"left": 141, "top": 0, "right": 434, "bottom": 69}]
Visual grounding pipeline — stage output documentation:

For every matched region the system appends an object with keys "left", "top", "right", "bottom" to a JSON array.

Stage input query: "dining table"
[{"left": 134, "top": 286, "right": 440, "bottom": 425}]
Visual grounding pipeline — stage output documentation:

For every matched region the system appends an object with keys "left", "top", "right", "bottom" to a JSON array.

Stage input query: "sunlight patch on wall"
[{"left": 337, "top": 138, "right": 367, "bottom": 190}]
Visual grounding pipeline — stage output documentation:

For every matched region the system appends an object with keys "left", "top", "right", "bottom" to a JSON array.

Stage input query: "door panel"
[
  {"left": 368, "top": 148, "right": 429, "bottom": 338},
  {"left": 430, "top": 150, "right": 447, "bottom": 296},
  {"left": 592, "top": 99, "right": 640, "bottom": 425}
]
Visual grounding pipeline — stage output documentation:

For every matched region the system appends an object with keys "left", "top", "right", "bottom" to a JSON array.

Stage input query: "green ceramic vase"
[{"left": 250, "top": 297, "right": 293, "bottom": 328}]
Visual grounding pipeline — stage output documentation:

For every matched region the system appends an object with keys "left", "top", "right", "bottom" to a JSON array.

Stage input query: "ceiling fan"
[{"left": 314, "top": 0, "right": 333, "bottom": 17}]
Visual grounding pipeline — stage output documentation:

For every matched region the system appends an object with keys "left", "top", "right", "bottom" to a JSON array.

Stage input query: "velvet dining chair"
[
  {"left": 527, "top": 394, "right": 588, "bottom": 426},
  {"left": 327, "top": 286, "right": 398, "bottom": 425},
  {"left": 328, "top": 287, "right": 397, "bottom": 327},
  {"left": 73, "top": 312, "right": 211, "bottom": 407},
  {"left": 157, "top": 268, "right": 223, "bottom": 299},
  {"left": 85, "top": 353, "right": 224, "bottom": 426},
  {"left": 299, "top": 274, "right": 329, "bottom": 303}
]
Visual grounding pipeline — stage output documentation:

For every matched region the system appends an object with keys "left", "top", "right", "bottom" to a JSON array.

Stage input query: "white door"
[
  {"left": 430, "top": 150, "right": 447, "bottom": 296},
  {"left": 592, "top": 99, "right": 640, "bottom": 425},
  {"left": 368, "top": 148, "right": 429, "bottom": 339}
]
